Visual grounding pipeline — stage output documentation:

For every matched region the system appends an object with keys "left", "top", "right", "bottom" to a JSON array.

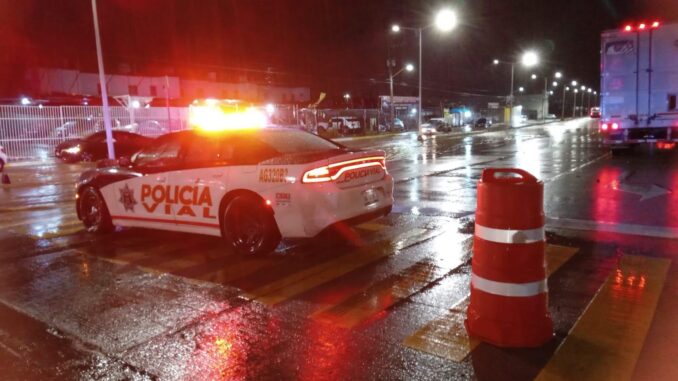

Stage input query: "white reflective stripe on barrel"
[
  {"left": 474, "top": 224, "right": 545, "bottom": 244},
  {"left": 471, "top": 273, "right": 547, "bottom": 297}
]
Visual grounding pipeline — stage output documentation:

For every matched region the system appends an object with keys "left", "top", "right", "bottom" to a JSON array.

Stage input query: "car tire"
[
  {"left": 81, "top": 152, "right": 94, "bottom": 162},
  {"left": 222, "top": 195, "right": 281, "bottom": 256},
  {"left": 79, "top": 186, "right": 113, "bottom": 233}
]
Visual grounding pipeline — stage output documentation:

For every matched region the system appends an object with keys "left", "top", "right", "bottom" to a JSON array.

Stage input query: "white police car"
[{"left": 75, "top": 127, "right": 394, "bottom": 255}]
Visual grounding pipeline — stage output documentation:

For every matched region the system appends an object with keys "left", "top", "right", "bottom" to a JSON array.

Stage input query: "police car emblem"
[{"left": 118, "top": 184, "right": 137, "bottom": 212}]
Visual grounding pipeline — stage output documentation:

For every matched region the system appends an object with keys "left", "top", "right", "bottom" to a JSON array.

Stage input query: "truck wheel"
[
  {"left": 222, "top": 195, "right": 281, "bottom": 256},
  {"left": 79, "top": 186, "right": 113, "bottom": 233}
]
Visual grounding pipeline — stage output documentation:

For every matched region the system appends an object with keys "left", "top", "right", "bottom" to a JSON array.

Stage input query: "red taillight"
[
  {"left": 624, "top": 25, "right": 633, "bottom": 32},
  {"left": 601, "top": 123, "right": 609, "bottom": 131},
  {"left": 612, "top": 122, "right": 619, "bottom": 130},
  {"left": 639, "top": 23, "right": 646, "bottom": 30},
  {"left": 652, "top": 21, "right": 660, "bottom": 28},
  {"left": 302, "top": 156, "right": 386, "bottom": 184},
  {"left": 657, "top": 142, "right": 675, "bottom": 150}
]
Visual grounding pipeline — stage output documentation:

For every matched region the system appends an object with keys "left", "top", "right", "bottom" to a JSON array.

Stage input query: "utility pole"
[
  {"left": 91, "top": 0, "right": 115, "bottom": 159},
  {"left": 387, "top": 59, "right": 395, "bottom": 129}
]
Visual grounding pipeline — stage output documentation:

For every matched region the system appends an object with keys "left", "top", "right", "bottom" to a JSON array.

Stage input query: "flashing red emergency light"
[{"left": 623, "top": 21, "right": 660, "bottom": 32}]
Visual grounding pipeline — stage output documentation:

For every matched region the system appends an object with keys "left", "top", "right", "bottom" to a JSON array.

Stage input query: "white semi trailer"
[{"left": 600, "top": 21, "right": 678, "bottom": 153}]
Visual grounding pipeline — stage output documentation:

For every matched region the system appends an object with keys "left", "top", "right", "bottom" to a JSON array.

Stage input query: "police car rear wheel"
[
  {"left": 222, "top": 196, "right": 280, "bottom": 256},
  {"left": 80, "top": 187, "right": 113, "bottom": 233}
]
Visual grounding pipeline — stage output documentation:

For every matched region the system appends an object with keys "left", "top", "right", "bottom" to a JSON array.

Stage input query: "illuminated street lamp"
[
  {"left": 494, "top": 50, "right": 540, "bottom": 126},
  {"left": 555, "top": 72, "right": 562, "bottom": 79},
  {"left": 552, "top": 81, "right": 558, "bottom": 87},
  {"left": 518, "top": 87, "right": 525, "bottom": 92},
  {"left": 391, "top": 8, "right": 458, "bottom": 128},
  {"left": 531, "top": 74, "right": 537, "bottom": 80},
  {"left": 571, "top": 80, "right": 578, "bottom": 86}
]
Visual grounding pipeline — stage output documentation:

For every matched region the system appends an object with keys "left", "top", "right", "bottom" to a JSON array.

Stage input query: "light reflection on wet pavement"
[{"left": 2, "top": 119, "right": 678, "bottom": 379}]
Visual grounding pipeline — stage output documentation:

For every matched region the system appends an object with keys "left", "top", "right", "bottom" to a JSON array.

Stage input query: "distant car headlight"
[{"left": 64, "top": 146, "right": 81, "bottom": 154}]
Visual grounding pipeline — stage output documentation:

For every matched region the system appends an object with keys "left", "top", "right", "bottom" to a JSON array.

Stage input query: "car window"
[
  {"left": 133, "top": 135, "right": 182, "bottom": 168},
  {"left": 184, "top": 135, "right": 235, "bottom": 167}
]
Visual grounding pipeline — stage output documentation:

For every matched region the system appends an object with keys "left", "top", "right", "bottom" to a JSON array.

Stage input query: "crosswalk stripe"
[
  {"left": 535, "top": 254, "right": 670, "bottom": 381},
  {"left": 0, "top": 213, "right": 79, "bottom": 229},
  {"left": 246, "top": 228, "right": 441, "bottom": 305},
  {"left": 312, "top": 256, "right": 460, "bottom": 328},
  {"left": 403, "top": 244, "right": 579, "bottom": 362}
]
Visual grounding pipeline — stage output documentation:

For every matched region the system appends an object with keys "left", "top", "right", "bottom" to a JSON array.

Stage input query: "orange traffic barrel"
[{"left": 465, "top": 168, "right": 553, "bottom": 347}]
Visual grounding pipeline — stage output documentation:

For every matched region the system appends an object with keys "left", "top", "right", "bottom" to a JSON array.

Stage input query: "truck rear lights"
[
  {"left": 601, "top": 123, "right": 609, "bottom": 131},
  {"left": 612, "top": 122, "right": 619, "bottom": 130},
  {"left": 657, "top": 142, "right": 675, "bottom": 150},
  {"left": 624, "top": 21, "right": 660, "bottom": 32}
]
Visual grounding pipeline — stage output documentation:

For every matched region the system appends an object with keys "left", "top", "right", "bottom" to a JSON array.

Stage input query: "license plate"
[{"left": 362, "top": 189, "right": 379, "bottom": 206}]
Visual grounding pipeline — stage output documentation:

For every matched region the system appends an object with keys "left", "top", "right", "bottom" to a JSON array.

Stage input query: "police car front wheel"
[
  {"left": 79, "top": 186, "right": 113, "bottom": 233},
  {"left": 222, "top": 195, "right": 280, "bottom": 256}
]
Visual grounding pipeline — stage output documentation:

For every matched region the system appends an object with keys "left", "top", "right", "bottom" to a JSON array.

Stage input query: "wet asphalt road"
[{"left": 1, "top": 118, "right": 678, "bottom": 380}]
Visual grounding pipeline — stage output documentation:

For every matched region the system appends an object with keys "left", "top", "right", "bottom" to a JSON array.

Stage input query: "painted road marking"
[
  {"left": 312, "top": 255, "right": 462, "bottom": 328},
  {"left": 403, "top": 244, "right": 579, "bottom": 362},
  {"left": 547, "top": 217, "right": 678, "bottom": 240},
  {"left": 245, "top": 227, "right": 442, "bottom": 305},
  {"left": 535, "top": 254, "right": 670, "bottom": 381}
]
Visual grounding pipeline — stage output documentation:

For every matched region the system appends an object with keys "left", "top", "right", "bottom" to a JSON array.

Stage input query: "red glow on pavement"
[
  {"left": 299, "top": 321, "right": 351, "bottom": 381},
  {"left": 593, "top": 167, "right": 622, "bottom": 233}
]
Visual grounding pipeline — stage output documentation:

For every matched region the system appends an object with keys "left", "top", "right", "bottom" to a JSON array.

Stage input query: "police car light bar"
[
  {"left": 302, "top": 156, "right": 386, "bottom": 184},
  {"left": 189, "top": 104, "right": 268, "bottom": 132}
]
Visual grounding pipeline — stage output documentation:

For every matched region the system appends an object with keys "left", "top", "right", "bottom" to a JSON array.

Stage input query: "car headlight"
[{"left": 64, "top": 146, "right": 81, "bottom": 154}]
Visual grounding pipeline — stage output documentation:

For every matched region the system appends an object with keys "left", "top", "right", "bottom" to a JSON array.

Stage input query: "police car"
[{"left": 75, "top": 125, "right": 394, "bottom": 255}]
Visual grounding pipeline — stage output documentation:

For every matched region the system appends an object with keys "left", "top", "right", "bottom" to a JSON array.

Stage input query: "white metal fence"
[{"left": 0, "top": 106, "right": 189, "bottom": 160}]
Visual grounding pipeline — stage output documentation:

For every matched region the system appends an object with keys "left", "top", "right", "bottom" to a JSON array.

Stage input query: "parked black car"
[
  {"left": 55, "top": 131, "right": 152, "bottom": 163},
  {"left": 474, "top": 118, "right": 492, "bottom": 128}
]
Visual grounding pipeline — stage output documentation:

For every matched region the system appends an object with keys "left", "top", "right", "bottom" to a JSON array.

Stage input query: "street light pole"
[
  {"left": 418, "top": 28, "right": 423, "bottom": 128},
  {"left": 509, "top": 62, "right": 515, "bottom": 127},
  {"left": 561, "top": 87, "right": 567, "bottom": 120},
  {"left": 91, "top": 0, "right": 115, "bottom": 159},
  {"left": 572, "top": 90, "right": 578, "bottom": 118},
  {"left": 388, "top": 59, "right": 395, "bottom": 128},
  {"left": 543, "top": 77, "right": 548, "bottom": 123}
]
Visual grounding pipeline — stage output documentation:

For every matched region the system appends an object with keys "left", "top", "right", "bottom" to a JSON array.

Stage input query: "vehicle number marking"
[{"left": 259, "top": 168, "right": 288, "bottom": 183}]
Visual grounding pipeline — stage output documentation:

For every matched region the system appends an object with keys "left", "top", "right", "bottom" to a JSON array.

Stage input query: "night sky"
[{"left": 2, "top": 0, "right": 677, "bottom": 102}]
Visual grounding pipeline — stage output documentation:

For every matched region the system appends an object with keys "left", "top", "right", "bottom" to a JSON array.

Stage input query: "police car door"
[
  {"left": 104, "top": 134, "right": 183, "bottom": 230},
  {"left": 165, "top": 134, "right": 232, "bottom": 237}
]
